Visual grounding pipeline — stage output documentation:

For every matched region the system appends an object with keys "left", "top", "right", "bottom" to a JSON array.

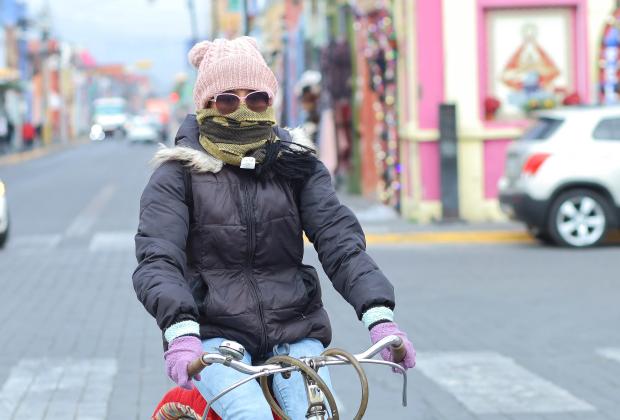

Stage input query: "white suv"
[{"left": 498, "top": 106, "right": 620, "bottom": 247}]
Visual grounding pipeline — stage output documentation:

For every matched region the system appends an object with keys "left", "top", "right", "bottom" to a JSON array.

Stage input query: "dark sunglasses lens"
[
  {"left": 245, "top": 91, "right": 270, "bottom": 112},
  {"left": 215, "top": 94, "right": 240, "bottom": 114}
]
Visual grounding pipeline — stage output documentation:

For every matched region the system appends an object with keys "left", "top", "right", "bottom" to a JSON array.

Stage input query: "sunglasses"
[{"left": 209, "top": 91, "right": 272, "bottom": 115}]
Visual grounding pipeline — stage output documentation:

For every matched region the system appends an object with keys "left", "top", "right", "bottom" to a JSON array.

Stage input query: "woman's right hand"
[{"left": 164, "top": 336, "right": 204, "bottom": 389}]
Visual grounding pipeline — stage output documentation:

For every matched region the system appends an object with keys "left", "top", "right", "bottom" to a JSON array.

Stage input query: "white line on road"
[
  {"left": 416, "top": 351, "right": 595, "bottom": 414},
  {"left": 65, "top": 184, "right": 116, "bottom": 238},
  {"left": 597, "top": 347, "right": 620, "bottom": 363},
  {"left": 8, "top": 234, "right": 62, "bottom": 250},
  {"left": 89, "top": 230, "right": 135, "bottom": 252},
  {"left": 0, "top": 358, "right": 117, "bottom": 420}
]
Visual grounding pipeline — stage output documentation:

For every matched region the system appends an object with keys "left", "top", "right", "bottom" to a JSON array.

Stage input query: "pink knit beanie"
[{"left": 188, "top": 37, "right": 278, "bottom": 110}]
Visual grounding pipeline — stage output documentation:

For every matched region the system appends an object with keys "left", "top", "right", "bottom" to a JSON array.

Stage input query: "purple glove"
[
  {"left": 164, "top": 336, "right": 204, "bottom": 389},
  {"left": 369, "top": 322, "right": 416, "bottom": 370}
]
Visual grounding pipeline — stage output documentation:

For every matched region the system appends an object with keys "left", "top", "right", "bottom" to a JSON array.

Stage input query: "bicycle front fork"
[{"left": 303, "top": 375, "right": 329, "bottom": 420}]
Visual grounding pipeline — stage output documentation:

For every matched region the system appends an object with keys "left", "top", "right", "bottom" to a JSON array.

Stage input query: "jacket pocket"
[{"left": 299, "top": 264, "right": 322, "bottom": 308}]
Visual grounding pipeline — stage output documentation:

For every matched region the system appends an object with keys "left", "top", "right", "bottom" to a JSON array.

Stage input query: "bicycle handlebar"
[
  {"left": 187, "top": 335, "right": 406, "bottom": 378},
  {"left": 187, "top": 335, "right": 409, "bottom": 419}
]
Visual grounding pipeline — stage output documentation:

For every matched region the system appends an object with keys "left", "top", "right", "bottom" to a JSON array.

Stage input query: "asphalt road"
[{"left": 0, "top": 141, "right": 618, "bottom": 419}]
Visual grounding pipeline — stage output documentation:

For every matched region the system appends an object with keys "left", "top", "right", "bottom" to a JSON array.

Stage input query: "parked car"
[
  {"left": 126, "top": 115, "right": 160, "bottom": 144},
  {"left": 498, "top": 106, "right": 620, "bottom": 247},
  {"left": 0, "top": 179, "right": 9, "bottom": 248}
]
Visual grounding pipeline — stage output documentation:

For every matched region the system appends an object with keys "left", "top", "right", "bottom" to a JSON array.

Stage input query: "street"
[{"left": 0, "top": 142, "right": 618, "bottom": 419}]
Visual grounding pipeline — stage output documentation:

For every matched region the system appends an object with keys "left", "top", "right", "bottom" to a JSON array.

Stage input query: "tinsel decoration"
[{"left": 353, "top": 1, "right": 401, "bottom": 209}]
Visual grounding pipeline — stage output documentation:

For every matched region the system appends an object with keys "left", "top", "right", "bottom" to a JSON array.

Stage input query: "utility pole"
[
  {"left": 243, "top": 0, "right": 250, "bottom": 36},
  {"left": 187, "top": 0, "right": 198, "bottom": 44},
  {"left": 40, "top": 0, "right": 52, "bottom": 145},
  {"left": 211, "top": 0, "right": 220, "bottom": 39}
]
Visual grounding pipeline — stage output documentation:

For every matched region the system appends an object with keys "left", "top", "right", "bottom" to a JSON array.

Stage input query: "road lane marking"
[
  {"left": 8, "top": 234, "right": 62, "bottom": 250},
  {"left": 0, "top": 358, "right": 117, "bottom": 420},
  {"left": 65, "top": 184, "right": 116, "bottom": 238},
  {"left": 89, "top": 230, "right": 135, "bottom": 252},
  {"left": 416, "top": 351, "right": 595, "bottom": 414},
  {"left": 597, "top": 347, "right": 620, "bottom": 363}
]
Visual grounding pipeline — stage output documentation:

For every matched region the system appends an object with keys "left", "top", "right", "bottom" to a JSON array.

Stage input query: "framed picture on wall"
[{"left": 485, "top": 7, "right": 574, "bottom": 120}]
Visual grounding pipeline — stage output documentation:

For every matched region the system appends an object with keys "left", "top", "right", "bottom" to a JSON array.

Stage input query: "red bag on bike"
[
  {"left": 152, "top": 386, "right": 210, "bottom": 419},
  {"left": 152, "top": 386, "right": 281, "bottom": 420}
]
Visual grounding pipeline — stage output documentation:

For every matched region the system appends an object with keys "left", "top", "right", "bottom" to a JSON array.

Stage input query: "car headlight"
[{"left": 0, "top": 181, "right": 5, "bottom": 197}]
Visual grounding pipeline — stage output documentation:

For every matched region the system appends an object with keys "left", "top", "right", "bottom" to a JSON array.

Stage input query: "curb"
[
  {"left": 361, "top": 229, "right": 620, "bottom": 245},
  {"left": 0, "top": 140, "right": 87, "bottom": 167},
  {"left": 364, "top": 230, "right": 533, "bottom": 245}
]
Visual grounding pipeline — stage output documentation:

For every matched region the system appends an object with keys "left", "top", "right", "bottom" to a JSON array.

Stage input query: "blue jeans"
[{"left": 194, "top": 337, "right": 334, "bottom": 420}]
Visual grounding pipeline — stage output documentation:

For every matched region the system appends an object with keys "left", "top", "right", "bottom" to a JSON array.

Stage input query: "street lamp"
[{"left": 39, "top": 0, "right": 53, "bottom": 144}]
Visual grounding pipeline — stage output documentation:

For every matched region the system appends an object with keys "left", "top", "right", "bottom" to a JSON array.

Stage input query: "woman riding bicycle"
[{"left": 133, "top": 36, "right": 415, "bottom": 420}]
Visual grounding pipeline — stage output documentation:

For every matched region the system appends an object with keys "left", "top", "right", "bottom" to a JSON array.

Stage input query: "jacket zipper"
[{"left": 243, "top": 183, "right": 268, "bottom": 355}]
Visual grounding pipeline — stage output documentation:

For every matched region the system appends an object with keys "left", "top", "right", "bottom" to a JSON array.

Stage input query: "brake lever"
[{"left": 357, "top": 359, "right": 408, "bottom": 407}]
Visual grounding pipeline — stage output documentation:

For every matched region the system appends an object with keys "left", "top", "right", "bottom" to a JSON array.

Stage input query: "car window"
[
  {"left": 592, "top": 117, "right": 620, "bottom": 140},
  {"left": 520, "top": 117, "right": 563, "bottom": 141}
]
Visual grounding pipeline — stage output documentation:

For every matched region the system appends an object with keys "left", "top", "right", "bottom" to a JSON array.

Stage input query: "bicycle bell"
[{"left": 218, "top": 340, "right": 245, "bottom": 361}]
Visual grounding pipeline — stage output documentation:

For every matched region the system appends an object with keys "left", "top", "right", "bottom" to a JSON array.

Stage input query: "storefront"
[{"left": 395, "top": 0, "right": 615, "bottom": 222}]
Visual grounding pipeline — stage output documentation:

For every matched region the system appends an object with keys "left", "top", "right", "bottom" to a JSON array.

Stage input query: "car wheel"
[{"left": 548, "top": 189, "right": 611, "bottom": 247}]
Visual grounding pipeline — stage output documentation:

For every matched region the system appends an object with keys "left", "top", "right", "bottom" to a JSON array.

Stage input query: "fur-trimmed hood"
[{"left": 151, "top": 114, "right": 314, "bottom": 174}]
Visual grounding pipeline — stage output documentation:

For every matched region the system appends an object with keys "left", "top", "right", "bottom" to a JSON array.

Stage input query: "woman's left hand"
[{"left": 369, "top": 322, "right": 416, "bottom": 370}]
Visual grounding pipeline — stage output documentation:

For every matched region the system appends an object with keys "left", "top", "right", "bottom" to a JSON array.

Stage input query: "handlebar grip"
[
  {"left": 391, "top": 338, "right": 407, "bottom": 364},
  {"left": 187, "top": 354, "right": 209, "bottom": 378}
]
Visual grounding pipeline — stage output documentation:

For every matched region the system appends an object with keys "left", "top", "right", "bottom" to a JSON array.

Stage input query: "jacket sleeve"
[
  {"left": 299, "top": 160, "right": 395, "bottom": 319},
  {"left": 133, "top": 161, "right": 199, "bottom": 331}
]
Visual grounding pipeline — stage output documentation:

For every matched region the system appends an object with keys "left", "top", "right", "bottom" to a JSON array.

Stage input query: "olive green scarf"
[{"left": 196, "top": 105, "right": 277, "bottom": 167}]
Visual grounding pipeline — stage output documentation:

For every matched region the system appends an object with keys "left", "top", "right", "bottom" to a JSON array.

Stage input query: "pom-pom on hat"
[{"left": 188, "top": 36, "right": 278, "bottom": 110}]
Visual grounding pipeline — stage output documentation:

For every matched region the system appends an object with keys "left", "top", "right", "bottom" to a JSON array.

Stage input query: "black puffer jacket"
[{"left": 133, "top": 115, "right": 395, "bottom": 356}]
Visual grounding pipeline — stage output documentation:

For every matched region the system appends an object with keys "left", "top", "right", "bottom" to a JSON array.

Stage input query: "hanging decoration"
[
  {"left": 353, "top": 0, "right": 400, "bottom": 209},
  {"left": 599, "top": 9, "right": 620, "bottom": 104}
]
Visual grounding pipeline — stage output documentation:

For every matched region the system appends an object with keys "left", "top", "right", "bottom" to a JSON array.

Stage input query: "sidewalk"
[
  {"left": 0, "top": 138, "right": 88, "bottom": 167},
  {"left": 338, "top": 191, "right": 533, "bottom": 245}
]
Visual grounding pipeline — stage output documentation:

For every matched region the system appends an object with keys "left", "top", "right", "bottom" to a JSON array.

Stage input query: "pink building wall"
[
  {"left": 414, "top": 0, "right": 443, "bottom": 201},
  {"left": 415, "top": 0, "right": 444, "bottom": 130},
  {"left": 483, "top": 139, "right": 513, "bottom": 198}
]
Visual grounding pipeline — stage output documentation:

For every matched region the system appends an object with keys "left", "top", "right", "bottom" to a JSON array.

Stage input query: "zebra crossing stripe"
[
  {"left": 9, "top": 234, "right": 62, "bottom": 250},
  {"left": 416, "top": 351, "right": 595, "bottom": 414},
  {"left": 88, "top": 230, "right": 135, "bottom": 252},
  {"left": 0, "top": 358, "right": 117, "bottom": 420},
  {"left": 597, "top": 347, "right": 620, "bottom": 363}
]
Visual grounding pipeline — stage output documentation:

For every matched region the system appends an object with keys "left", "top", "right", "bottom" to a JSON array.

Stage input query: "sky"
[{"left": 24, "top": 0, "right": 213, "bottom": 92}]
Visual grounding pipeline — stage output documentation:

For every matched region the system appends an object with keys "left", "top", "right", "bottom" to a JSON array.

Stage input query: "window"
[
  {"left": 593, "top": 117, "right": 620, "bottom": 140},
  {"left": 520, "top": 117, "right": 563, "bottom": 141}
]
